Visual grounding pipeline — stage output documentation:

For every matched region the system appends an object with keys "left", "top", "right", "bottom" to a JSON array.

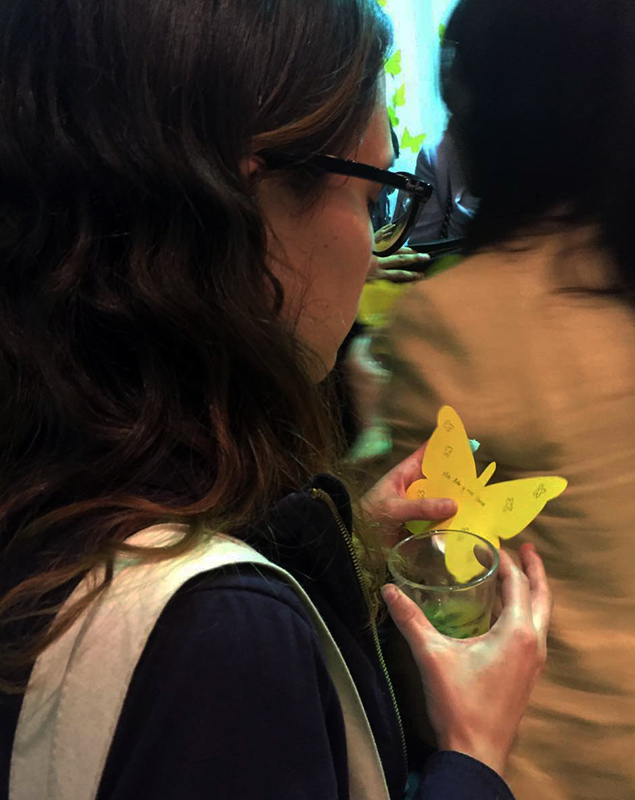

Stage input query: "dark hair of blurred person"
[{"left": 442, "top": 0, "right": 635, "bottom": 295}]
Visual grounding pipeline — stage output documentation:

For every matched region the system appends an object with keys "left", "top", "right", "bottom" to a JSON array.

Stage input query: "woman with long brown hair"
[{"left": 0, "top": 1, "right": 549, "bottom": 798}]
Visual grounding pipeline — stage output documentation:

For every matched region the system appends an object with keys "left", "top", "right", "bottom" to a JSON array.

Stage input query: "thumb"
[
  {"left": 382, "top": 584, "right": 442, "bottom": 657},
  {"left": 379, "top": 497, "right": 456, "bottom": 525}
]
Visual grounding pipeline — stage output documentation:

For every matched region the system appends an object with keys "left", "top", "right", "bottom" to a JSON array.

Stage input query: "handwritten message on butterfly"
[{"left": 405, "top": 406, "right": 567, "bottom": 581}]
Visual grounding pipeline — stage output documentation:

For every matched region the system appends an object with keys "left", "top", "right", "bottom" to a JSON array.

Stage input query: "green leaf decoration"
[
  {"left": 377, "top": 0, "right": 388, "bottom": 6},
  {"left": 401, "top": 127, "right": 427, "bottom": 154},
  {"left": 388, "top": 107, "right": 400, "bottom": 128},
  {"left": 438, "top": 22, "right": 447, "bottom": 42},
  {"left": 392, "top": 83, "right": 407, "bottom": 108},
  {"left": 385, "top": 50, "right": 402, "bottom": 78}
]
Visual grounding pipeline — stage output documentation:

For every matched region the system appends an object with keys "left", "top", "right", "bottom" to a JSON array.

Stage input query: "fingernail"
[
  {"left": 432, "top": 499, "right": 456, "bottom": 516},
  {"left": 381, "top": 584, "right": 399, "bottom": 603},
  {"left": 418, "top": 253, "right": 430, "bottom": 261}
]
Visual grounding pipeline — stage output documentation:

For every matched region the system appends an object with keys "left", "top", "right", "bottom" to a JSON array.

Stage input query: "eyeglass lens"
[{"left": 372, "top": 186, "right": 414, "bottom": 254}]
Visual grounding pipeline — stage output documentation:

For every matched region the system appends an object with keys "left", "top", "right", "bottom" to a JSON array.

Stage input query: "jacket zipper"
[{"left": 310, "top": 487, "right": 408, "bottom": 785}]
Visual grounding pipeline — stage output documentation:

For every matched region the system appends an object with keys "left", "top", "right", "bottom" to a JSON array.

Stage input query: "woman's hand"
[
  {"left": 362, "top": 442, "right": 457, "bottom": 549},
  {"left": 382, "top": 544, "right": 551, "bottom": 777}
]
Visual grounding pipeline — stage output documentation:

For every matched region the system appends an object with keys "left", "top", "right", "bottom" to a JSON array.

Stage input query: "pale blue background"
[{"left": 384, "top": 0, "right": 458, "bottom": 171}]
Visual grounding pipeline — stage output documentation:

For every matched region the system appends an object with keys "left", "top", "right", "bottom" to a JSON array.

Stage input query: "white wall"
[{"left": 382, "top": 0, "right": 459, "bottom": 171}]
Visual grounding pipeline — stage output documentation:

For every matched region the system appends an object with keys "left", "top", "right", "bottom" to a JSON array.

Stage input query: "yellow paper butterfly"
[{"left": 405, "top": 406, "right": 568, "bottom": 581}]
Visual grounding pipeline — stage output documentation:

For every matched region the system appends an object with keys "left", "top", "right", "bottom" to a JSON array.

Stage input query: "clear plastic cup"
[{"left": 388, "top": 530, "right": 499, "bottom": 638}]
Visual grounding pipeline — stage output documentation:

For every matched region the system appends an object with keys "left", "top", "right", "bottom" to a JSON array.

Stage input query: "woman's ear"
[{"left": 240, "top": 155, "right": 266, "bottom": 180}]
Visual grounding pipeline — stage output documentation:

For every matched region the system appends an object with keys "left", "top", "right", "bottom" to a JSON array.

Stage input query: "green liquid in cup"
[{"left": 423, "top": 598, "right": 491, "bottom": 639}]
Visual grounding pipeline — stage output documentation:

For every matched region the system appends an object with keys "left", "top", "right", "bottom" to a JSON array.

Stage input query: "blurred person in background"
[
  {"left": 374, "top": 1, "right": 635, "bottom": 798},
  {"left": 408, "top": 129, "right": 478, "bottom": 244}
]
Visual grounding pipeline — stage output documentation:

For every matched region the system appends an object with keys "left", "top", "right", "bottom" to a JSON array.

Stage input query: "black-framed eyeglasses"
[{"left": 261, "top": 153, "right": 433, "bottom": 257}]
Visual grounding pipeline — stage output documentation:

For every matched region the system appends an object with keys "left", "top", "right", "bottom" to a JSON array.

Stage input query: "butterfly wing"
[
  {"left": 405, "top": 406, "right": 480, "bottom": 535},
  {"left": 477, "top": 477, "right": 568, "bottom": 541},
  {"left": 441, "top": 503, "right": 496, "bottom": 581},
  {"left": 444, "top": 476, "right": 568, "bottom": 581},
  {"left": 421, "top": 406, "right": 477, "bottom": 483}
]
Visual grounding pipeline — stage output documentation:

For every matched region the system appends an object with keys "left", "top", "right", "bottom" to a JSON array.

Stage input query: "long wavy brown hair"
[{"left": 0, "top": 0, "right": 393, "bottom": 692}]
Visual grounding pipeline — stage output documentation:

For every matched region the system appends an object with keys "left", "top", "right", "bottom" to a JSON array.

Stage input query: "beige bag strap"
[{"left": 11, "top": 525, "right": 390, "bottom": 800}]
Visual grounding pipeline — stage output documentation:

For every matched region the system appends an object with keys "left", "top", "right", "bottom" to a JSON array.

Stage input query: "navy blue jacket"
[{"left": 0, "top": 474, "right": 515, "bottom": 799}]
